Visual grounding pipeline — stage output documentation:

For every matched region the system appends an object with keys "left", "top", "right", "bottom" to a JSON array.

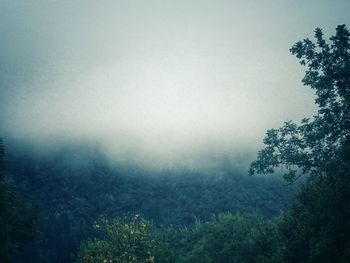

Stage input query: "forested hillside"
[{"left": 5, "top": 145, "right": 294, "bottom": 262}]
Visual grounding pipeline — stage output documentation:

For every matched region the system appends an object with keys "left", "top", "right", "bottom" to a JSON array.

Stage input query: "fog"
[{"left": 1, "top": 0, "right": 349, "bottom": 169}]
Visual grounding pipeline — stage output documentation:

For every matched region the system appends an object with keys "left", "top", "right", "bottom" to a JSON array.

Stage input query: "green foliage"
[
  {"left": 277, "top": 146, "right": 350, "bottom": 263},
  {"left": 7, "top": 151, "right": 293, "bottom": 262},
  {"left": 250, "top": 25, "right": 350, "bottom": 182},
  {"left": 314, "top": 166, "right": 350, "bottom": 263},
  {"left": 177, "top": 213, "right": 282, "bottom": 263},
  {"left": 250, "top": 25, "right": 350, "bottom": 263},
  {"left": 0, "top": 139, "right": 36, "bottom": 262},
  {"left": 78, "top": 213, "right": 283, "bottom": 263},
  {"left": 77, "top": 215, "right": 156, "bottom": 263},
  {"left": 152, "top": 226, "right": 188, "bottom": 263}
]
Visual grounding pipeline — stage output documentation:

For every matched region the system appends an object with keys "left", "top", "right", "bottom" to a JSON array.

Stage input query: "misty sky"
[{"left": 1, "top": 0, "right": 349, "bottom": 168}]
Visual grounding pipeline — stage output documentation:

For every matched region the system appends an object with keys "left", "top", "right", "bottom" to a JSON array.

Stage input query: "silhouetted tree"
[
  {"left": 249, "top": 24, "right": 350, "bottom": 182},
  {"left": 250, "top": 25, "right": 350, "bottom": 263}
]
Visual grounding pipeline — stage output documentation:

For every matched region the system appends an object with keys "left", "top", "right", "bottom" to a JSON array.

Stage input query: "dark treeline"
[
  {"left": 1, "top": 25, "right": 350, "bottom": 263},
  {"left": 4, "top": 144, "right": 294, "bottom": 263}
]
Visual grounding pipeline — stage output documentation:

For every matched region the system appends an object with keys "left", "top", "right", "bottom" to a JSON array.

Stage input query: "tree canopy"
[
  {"left": 249, "top": 24, "right": 350, "bottom": 182},
  {"left": 249, "top": 25, "right": 350, "bottom": 263},
  {"left": 77, "top": 214, "right": 156, "bottom": 263}
]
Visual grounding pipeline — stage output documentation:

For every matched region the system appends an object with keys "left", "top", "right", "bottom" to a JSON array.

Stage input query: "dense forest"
[
  {"left": 2, "top": 141, "right": 295, "bottom": 262},
  {"left": 1, "top": 25, "right": 350, "bottom": 263}
]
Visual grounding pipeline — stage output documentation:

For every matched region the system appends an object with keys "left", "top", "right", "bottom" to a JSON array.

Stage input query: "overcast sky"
[{"left": 1, "top": 0, "right": 349, "bottom": 168}]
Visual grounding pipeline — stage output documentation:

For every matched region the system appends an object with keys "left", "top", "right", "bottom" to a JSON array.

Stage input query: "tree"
[
  {"left": 77, "top": 214, "right": 156, "bottom": 263},
  {"left": 0, "top": 139, "right": 36, "bottom": 262},
  {"left": 177, "top": 213, "right": 282, "bottom": 263},
  {"left": 277, "top": 158, "right": 350, "bottom": 263},
  {"left": 249, "top": 24, "right": 350, "bottom": 182},
  {"left": 249, "top": 25, "right": 350, "bottom": 263}
]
